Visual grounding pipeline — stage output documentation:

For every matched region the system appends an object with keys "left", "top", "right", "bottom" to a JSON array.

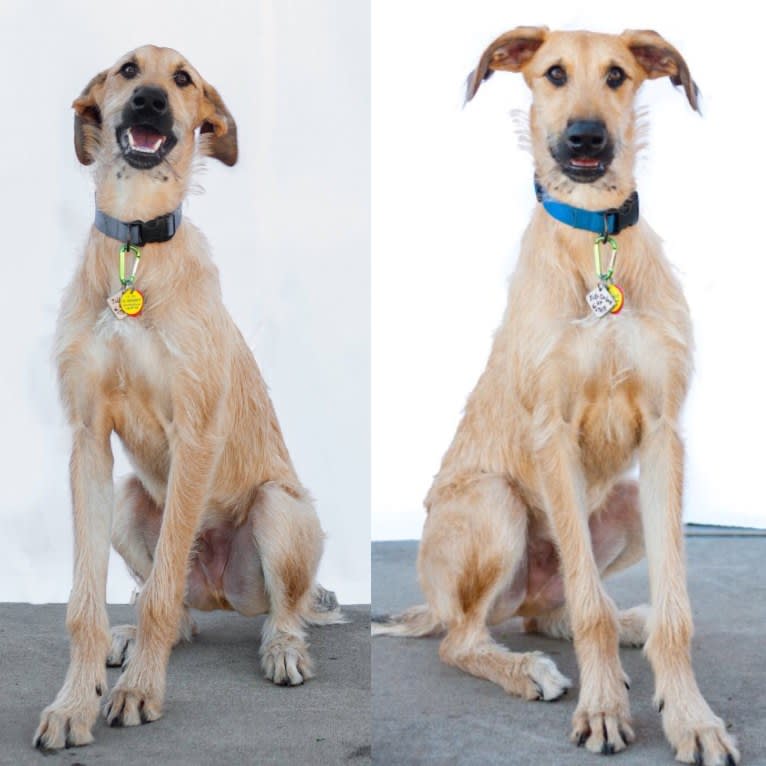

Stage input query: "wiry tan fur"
[
  {"left": 373, "top": 28, "right": 739, "bottom": 765},
  {"left": 34, "top": 45, "right": 343, "bottom": 751}
]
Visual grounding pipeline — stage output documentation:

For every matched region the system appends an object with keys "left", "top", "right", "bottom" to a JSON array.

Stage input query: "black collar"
[
  {"left": 534, "top": 180, "right": 639, "bottom": 236},
  {"left": 94, "top": 205, "right": 183, "bottom": 246}
]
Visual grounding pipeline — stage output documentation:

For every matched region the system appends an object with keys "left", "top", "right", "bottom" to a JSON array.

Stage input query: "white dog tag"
[
  {"left": 107, "top": 291, "right": 128, "bottom": 319},
  {"left": 586, "top": 282, "right": 616, "bottom": 317}
]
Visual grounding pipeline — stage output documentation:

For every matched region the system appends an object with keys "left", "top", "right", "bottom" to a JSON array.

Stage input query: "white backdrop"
[
  {"left": 372, "top": 2, "right": 766, "bottom": 539},
  {"left": 0, "top": 0, "right": 370, "bottom": 603}
]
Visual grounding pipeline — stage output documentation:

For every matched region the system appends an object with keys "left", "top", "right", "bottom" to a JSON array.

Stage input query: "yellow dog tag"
[
  {"left": 119, "top": 288, "right": 144, "bottom": 316},
  {"left": 607, "top": 283, "right": 624, "bottom": 314}
]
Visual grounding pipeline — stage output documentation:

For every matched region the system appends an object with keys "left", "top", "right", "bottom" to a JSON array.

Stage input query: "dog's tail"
[
  {"left": 302, "top": 584, "right": 348, "bottom": 625},
  {"left": 371, "top": 604, "right": 442, "bottom": 638}
]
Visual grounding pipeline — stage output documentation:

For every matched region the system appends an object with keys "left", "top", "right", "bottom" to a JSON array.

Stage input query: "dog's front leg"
[
  {"left": 540, "top": 427, "right": 634, "bottom": 755},
  {"left": 640, "top": 419, "right": 739, "bottom": 765},
  {"left": 104, "top": 424, "right": 219, "bottom": 727},
  {"left": 34, "top": 424, "right": 114, "bottom": 750}
]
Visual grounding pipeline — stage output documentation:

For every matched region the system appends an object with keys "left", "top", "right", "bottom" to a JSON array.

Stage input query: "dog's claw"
[
  {"left": 618, "top": 727, "right": 630, "bottom": 746},
  {"left": 601, "top": 742, "right": 616, "bottom": 755},
  {"left": 577, "top": 731, "right": 589, "bottom": 747},
  {"left": 63, "top": 720, "right": 71, "bottom": 748},
  {"left": 693, "top": 737, "right": 704, "bottom": 766}
]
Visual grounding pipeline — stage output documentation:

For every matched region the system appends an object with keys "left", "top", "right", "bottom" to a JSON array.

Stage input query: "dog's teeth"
[{"left": 126, "top": 128, "right": 164, "bottom": 154}]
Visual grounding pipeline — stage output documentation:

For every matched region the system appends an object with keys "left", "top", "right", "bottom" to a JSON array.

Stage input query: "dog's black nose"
[
  {"left": 565, "top": 120, "right": 607, "bottom": 155},
  {"left": 130, "top": 86, "right": 168, "bottom": 116}
]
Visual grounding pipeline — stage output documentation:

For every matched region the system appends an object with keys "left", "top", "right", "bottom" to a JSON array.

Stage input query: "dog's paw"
[
  {"left": 34, "top": 693, "right": 102, "bottom": 751},
  {"left": 106, "top": 624, "right": 136, "bottom": 668},
  {"left": 104, "top": 684, "right": 162, "bottom": 727},
  {"left": 177, "top": 609, "right": 199, "bottom": 642},
  {"left": 261, "top": 634, "right": 314, "bottom": 686},
  {"left": 521, "top": 651, "right": 572, "bottom": 701},
  {"left": 661, "top": 703, "right": 739, "bottom": 765},
  {"left": 572, "top": 709, "right": 635, "bottom": 755},
  {"left": 618, "top": 604, "right": 650, "bottom": 648},
  {"left": 313, "top": 585, "right": 339, "bottom": 612}
]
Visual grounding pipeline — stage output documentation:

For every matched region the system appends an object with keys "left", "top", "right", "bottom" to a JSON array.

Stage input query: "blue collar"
[{"left": 534, "top": 180, "right": 639, "bottom": 236}]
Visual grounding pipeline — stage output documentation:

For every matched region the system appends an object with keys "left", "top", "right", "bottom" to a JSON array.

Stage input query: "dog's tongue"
[{"left": 129, "top": 126, "right": 164, "bottom": 152}]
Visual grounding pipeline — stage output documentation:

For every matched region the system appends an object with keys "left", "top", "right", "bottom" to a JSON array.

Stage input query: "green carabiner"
[
  {"left": 119, "top": 244, "right": 142, "bottom": 288},
  {"left": 593, "top": 236, "right": 618, "bottom": 282}
]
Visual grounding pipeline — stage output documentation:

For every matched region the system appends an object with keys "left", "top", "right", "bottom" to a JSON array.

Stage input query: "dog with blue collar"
[{"left": 374, "top": 26, "right": 738, "bottom": 766}]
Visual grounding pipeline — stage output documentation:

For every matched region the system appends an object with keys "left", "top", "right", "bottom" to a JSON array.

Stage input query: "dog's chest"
[
  {"left": 558, "top": 316, "right": 656, "bottom": 479},
  {"left": 92, "top": 312, "right": 175, "bottom": 429}
]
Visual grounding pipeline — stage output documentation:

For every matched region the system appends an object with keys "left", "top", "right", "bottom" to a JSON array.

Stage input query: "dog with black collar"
[{"left": 34, "top": 45, "right": 343, "bottom": 751}]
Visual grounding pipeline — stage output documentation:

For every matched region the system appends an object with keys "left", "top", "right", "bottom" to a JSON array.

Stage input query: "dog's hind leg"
[
  {"left": 303, "top": 584, "right": 346, "bottom": 626},
  {"left": 525, "top": 604, "right": 649, "bottom": 648},
  {"left": 422, "top": 475, "right": 572, "bottom": 701},
  {"left": 107, "top": 476, "right": 197, "bottom": 668},
  {"left": 252, "top": 481, "right": 325, "bottom": 686}
]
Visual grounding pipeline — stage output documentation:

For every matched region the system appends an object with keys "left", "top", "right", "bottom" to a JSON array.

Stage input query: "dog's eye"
[
  {"left": 120, "top": 62, "right": 139, "bottom": 80},
  {"left": 545, "top": 65, "right": 567, "bottom": 87},
  {"left": 173, "top": 70, "right": 192, "bottom": 88},
  {"left": 606, "top": 66, "right": 626, "bottom": 89}
]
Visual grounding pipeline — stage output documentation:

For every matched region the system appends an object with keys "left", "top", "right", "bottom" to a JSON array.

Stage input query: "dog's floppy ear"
[
  {"left": 465, "top": 26, "right": 549, "bottom": 103},
  {"left": 621, "top": 30, "right": 700, "bottom": 112},
  {"left": 72, "top": 70, "right": 108, "bottom": 165},
  {"left": 198, "top": 83, "right": 238, "bottom": 166}
]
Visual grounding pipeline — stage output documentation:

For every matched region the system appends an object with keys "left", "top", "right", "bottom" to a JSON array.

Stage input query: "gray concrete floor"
[
  {"left": 0, "top": 604, "right": 370, "bottom": 766},
  {"left": 372, "top": 532, "right": 766, "bottom": 766}
]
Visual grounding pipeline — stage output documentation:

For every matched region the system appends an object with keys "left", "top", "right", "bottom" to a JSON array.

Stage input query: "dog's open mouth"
[
  {"left": 117, "top": 124, "right": 177, "bottom": 169},
  {"left": 569, "top": 157, "right": 600, "bottom": 170},
  {"left": 557, "top": 155, "right": 610, "bottom": 183},
  {"left": 562, "top": 156, "right": 607, "bottom": 182},
  {"left": 127, "top": 126, "right": 166, "bottom": 154}
]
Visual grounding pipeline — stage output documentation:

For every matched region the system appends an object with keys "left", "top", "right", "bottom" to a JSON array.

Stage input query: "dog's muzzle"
[
  {"left": 552, "top": 119, "right": 614, "bottom": 183},
  {"left": 116, "top": 85, "right": 178, "bottom": 170}
]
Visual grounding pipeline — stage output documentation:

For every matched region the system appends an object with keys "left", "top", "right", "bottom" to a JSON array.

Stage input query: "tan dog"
[
  {"left": 34, "top": 45, "right": 342, "bottom": 751},
  {"left": 373, "top": 28, "right": 739, "bottom": 765}
]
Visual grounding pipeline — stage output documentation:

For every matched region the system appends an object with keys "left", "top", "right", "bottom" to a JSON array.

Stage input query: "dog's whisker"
[{"left": 511, "top": 109, "right": 532, "bottom": 155}]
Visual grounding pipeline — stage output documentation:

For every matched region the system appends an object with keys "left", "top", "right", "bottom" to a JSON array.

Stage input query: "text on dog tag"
[{"left": 586, "top": 282, "right": 617, "bottom": 317}]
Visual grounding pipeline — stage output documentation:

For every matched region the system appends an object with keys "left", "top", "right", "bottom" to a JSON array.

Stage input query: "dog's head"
[
  {"left": 73, "top": 45, "right": 237, "bottom": 174},
  {"left": 466, "top": 28, "right": 698, "bottom": 203}
]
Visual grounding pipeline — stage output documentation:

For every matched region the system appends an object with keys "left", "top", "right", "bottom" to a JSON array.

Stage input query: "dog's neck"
[{"left": 91, "top": 144, "right": 192, "bottom": 222}]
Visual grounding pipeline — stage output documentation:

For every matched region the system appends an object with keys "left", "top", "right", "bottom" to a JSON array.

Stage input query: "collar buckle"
[
  {"left": 602, "top": 192, "right": 639, "bottom": 236},
  {"left": 127, "top": 221, "right": 144, "bottom": 246}
]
